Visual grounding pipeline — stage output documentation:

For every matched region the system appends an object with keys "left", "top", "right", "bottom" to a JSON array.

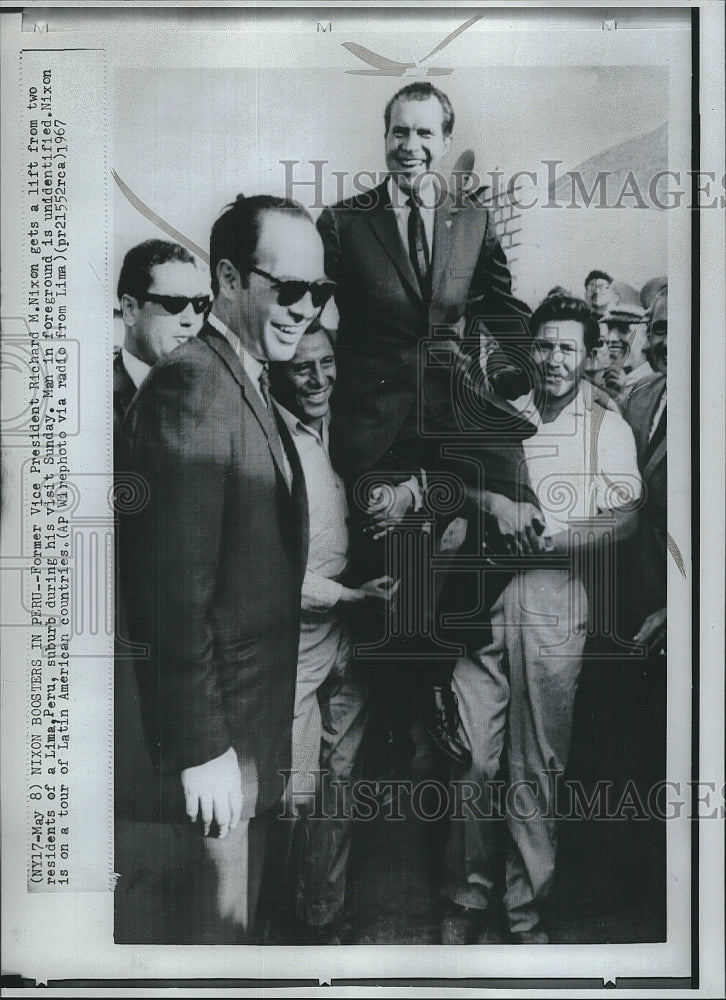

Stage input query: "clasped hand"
[
  {"left": 363, "top": 482, "right": 414, "bottom": 539},
  {"left": 486, "top": 493, "right": 549, "bottom": 555}
]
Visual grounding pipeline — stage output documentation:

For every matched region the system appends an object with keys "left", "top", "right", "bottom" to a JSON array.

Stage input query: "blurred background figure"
[
  {"left": 584, "top": 269, "right": 617, "bottom": 320},
  {"left": 640, "top": 276, "right": 668, "bottom": 312},
  {"left": 595, "top": 305, "right": 650, "bottom": 405}
]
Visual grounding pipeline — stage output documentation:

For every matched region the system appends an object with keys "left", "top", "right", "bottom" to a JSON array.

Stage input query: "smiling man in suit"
[
  {"left": 317, "top": 83, "right": 542, "bottom": 767},
  {"left": 119, "top": 194, "right": 333, "bottom": 943}
]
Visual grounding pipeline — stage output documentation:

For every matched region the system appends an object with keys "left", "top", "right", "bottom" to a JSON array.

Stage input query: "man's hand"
[
  {"left": 633, "top": 606, "right": 667, "bottom": 656},
  {"left": 355, "top": 574, "right": 400, "bottom": 606},
  {"left": 486, "top": 492, "right": 547, "bottom": 554},
  {"left": 181, "top": 746, "right": 243, "bottom": 839},
  {"left": 602, "top": 367, "right": 625, "bottom": 394},
  {"left": 364, "top": 483, "right": 414, "bottom": 538}
]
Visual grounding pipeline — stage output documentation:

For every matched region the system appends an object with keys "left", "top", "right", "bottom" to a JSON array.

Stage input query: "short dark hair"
[
  {"left": 530, "top": 293, "right": 601, "bottom": 354},
  {"left": 117, "top": 239, "right": 197, "bottom": 301},
  {"left": 209, "top": 194, "right": 313, "bottom": 296},
  {"left": 584, "top": 269, "right": 613, "bottom": 288},
  {"left": 384, "top": 82, "right": 454, "bottom": 137}
]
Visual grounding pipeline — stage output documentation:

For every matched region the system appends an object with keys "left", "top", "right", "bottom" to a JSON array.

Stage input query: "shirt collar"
[
  {"left": 512, "top": 383, "right": 590, "bottom": 427},
  {"left": 275, "top": 400, "right": 329, "bottom": 446},
  {"left": 121, "top": 347, "right": 151, "bottom": 390},
  {"left": 207, "top": 310, "right": 266, "bottom": 386},
  {"left": 387, "top": 174, "right": 441, "bottom": 211}
]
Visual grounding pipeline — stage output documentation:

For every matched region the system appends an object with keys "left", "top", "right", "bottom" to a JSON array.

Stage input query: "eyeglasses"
[
  {"left": 250, "top": 266, "right": 336, "bottom": 309},
  {"left": 140, "top": 292, "right": 211, "bottom": 315}
]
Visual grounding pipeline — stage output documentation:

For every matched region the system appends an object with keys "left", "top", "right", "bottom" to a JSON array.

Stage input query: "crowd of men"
[{"left": 113, "top": 83, "right": 668, "bottom": 946}]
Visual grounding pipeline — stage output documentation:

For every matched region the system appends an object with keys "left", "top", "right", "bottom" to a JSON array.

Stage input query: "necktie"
[
  {"left": 258, "top": 365, "right": 272, "bottom": 410},
  {"left": 407, "top": 194, "right": 430, "bottom": 291}
]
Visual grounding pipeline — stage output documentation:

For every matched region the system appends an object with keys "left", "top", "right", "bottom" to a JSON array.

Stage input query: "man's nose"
[
  {"left": 308, "top": 362, "right": 326, "bottom": 388},
  {"left": 287, "top": 291, "right": 318, "bottom": 321},
  {"left": 179, "top": 303, "right": 196, "bottom": 326}
]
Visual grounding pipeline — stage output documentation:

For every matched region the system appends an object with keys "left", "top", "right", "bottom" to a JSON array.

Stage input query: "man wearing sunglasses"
[
  {"left": 114, "top": 239, "right": 208, "bottom": 449},
  {"left": 114, "top": 239, "right": 208, "bottom": 910},
  {"left": 119, "top": 195, "right": 331, "bottom": 944}
]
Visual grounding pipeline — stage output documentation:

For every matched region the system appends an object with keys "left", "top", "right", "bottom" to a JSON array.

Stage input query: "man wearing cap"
[{"left": 597, "top": 304, "right": 653, "bottom": 404}]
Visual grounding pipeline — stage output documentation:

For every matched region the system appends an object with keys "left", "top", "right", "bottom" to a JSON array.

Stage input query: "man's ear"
[
  {"left": 120, "top": 293, "right": 139, "bottom": 326},
  {"left": 443, "top": 134, "right": 453, "bottom": 159},
  {"left": 216, "top": 258, "right": 240, "bottom": 300}
]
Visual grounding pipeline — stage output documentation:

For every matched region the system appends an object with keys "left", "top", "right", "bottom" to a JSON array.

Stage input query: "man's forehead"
[
  {"left": 651, "top": 297, "right": 668, "bottom": 326},
  {"left": 292, "top": 330, "right": 334, "bottom": 363},
  {"left": 535, "top": 320, "right": 585, "bottom": 341},
  {"left": 256, "top": 212, "right": 322, "bottom": 274},
  {"left": 389, "top": 96, "right": 444, "bottom": 129},
  {"left": 148, "top": 259, "right": 200, "bottom": 292}
]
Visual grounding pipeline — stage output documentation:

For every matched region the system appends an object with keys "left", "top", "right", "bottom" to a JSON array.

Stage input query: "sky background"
[{"left": 112, "top": 61, "right": 672, "bottom": 319}]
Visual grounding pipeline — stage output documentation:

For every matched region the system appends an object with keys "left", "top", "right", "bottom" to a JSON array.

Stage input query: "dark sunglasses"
[
  {"left": 250, "top": 266, "right": 336, "bottom": 309},
  {"left": 139, "top": 292, "right": 211, "bottom": 315}
]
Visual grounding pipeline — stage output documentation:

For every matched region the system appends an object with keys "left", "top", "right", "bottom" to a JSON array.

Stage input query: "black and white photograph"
[{"left": 1, "top": 3, "right": 724, "bottom": 994}]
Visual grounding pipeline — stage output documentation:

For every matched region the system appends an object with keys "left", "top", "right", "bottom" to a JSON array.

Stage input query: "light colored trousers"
[
  {"left": 288, "top": 610, "right": 367, "bottom": 927},
  {"left": 445, "top": 568, "right": 587, "bottom": 933}
]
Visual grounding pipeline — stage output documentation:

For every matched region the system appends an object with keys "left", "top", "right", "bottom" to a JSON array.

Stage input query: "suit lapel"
[
  {"left": 114, "top": 353, "right": 138, "bottom": 414},
  {"left": 430, "top": 192, "right": 455, "bottom": 304},
  {"left": 642, "top": 408, "right": 666, "bottom": 480},
  {"left": 201, "top": 325, "right": 291, "bottom": 490},
  {"left": 274, "top": 410, "right": 309, "bottom": 579},
  {"left": 366, "top": 181, "right": 422, "bottom": 302}
]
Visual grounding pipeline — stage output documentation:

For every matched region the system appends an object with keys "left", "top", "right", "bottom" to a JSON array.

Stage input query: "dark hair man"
[
  {"left": 118, "top": 194, "right": 333, "bottom": 943},
  {"left": 270, "top": 315, "right": 397, "bottom": 944},
  {"left": 113, "top": 239, "right": 208, "bottom": 447},
  {"left": 443, "top": 293, "right": 641, "bottom": 945},
  {"left": 317, "top": 82, "right": 540, "bottom": 768}
]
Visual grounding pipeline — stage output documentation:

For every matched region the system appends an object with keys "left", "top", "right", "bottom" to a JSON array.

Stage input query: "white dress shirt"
[
  {"left": 276, "top": 404, "right": 350, "bottom": 611},
  {"left": 207, "top": 311, "right": 269, "bottom": 406},
  {"left": 387, "top": 175, "right": 436, "bottom": 257},
  {"left": 121, "top": 347, "right": 151, "bottom": 390}
]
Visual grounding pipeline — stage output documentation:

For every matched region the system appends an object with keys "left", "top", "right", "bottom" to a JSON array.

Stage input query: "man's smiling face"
[
  {"left": 280, "top": 329, "right": 337, "bottom": 425},
  {"left": 233, "top": 211, "right": 327, "bottom": 363},
  {"left": 385, "top": 95, "right": 451, "bottom": 195}
]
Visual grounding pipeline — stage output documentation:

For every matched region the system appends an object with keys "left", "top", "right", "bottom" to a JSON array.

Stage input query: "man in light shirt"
[
  {"left": 270, "top": 316, "right": 397, "bottom": 944},
  {"left": 443, "top": 293, "right": 642, "bottom": 945},
  {"left": 113, "top": 239, "right": 208, "bottom": 447}
]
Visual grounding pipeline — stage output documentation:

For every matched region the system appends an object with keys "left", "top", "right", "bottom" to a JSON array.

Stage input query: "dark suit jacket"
[
  {"left": 621, "top": 373, "right": 667, "bottom": 631},
  {"left": 318, "top": 179, "right": 533, "bottom": 500},
  {"left": 113, "top": 350, "right": 137, "bottom": 452},
  {"left": 119, "top": 323, "right": 307, "bottom": 820}
]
